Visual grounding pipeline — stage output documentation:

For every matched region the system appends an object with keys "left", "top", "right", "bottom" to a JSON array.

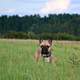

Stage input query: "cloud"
[
  {"left": 40, "top": 0, "right": 71, "bottom": 14},
  {"left": 0, "top": 8, "right": 16, "bottom": 13}
]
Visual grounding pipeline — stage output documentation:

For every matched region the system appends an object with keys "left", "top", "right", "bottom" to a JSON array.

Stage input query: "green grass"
[{"left": 0, "top": 39, "right": 80, "bottom": 80}]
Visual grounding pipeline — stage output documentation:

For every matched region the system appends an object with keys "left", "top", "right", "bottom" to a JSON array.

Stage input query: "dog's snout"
[{"left": 41, "top": 46, "right": 49, "bottom": 54}]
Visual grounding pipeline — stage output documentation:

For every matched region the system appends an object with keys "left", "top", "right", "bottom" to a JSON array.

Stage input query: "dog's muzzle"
[{"left": 41, "top": 46, "right": 51, "bottom": 57}]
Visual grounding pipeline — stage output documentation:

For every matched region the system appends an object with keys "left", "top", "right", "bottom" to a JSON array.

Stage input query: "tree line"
[{"left": 0, "top": 14, "right": 80, "bottom": 40}]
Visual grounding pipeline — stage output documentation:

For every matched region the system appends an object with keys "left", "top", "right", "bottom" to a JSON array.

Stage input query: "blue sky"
[{"left": 0, "top": 0, "right": 80, "bottom": 16}]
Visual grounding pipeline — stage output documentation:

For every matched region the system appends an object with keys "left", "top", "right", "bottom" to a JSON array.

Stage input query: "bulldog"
[{"left": 35, "top": 39, "right": 53, "bottom": 63}]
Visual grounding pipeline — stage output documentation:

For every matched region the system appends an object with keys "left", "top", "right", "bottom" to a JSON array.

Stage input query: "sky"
[{"left": 0, "top": 0, "right": 80, "bottom": 16}]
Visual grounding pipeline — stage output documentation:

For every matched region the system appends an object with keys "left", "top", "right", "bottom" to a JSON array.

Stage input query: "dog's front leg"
[{"left": 35, "top": 48, "right": 41, "bottom": 62}]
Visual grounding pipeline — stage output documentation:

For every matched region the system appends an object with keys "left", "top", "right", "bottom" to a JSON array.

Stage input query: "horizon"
[{"left": 0, "top": 13, "right": 80, "bottom": 17}]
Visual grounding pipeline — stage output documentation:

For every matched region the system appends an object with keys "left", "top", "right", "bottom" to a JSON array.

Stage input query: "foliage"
[{"left": 0, "top": 14, "right": 80, "bottom": 40}]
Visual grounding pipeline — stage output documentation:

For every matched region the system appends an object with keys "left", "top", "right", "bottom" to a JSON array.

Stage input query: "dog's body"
[{"left": 35, "top": 40, "right": 53, "bottom": 63}]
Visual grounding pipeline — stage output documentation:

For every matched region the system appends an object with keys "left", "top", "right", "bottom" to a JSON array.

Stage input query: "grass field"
[{"left": 0, "top": 39, "right": 80, "bottom": 80}]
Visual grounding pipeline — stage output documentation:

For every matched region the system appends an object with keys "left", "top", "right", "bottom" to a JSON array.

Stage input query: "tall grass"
[{"left": 0, "top": 39, "right": 80, "bottom": 80}]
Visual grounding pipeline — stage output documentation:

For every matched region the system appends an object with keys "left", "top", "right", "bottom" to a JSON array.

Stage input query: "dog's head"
[{"left": 39, "top": 39, "right": 52, "bottom": 53}]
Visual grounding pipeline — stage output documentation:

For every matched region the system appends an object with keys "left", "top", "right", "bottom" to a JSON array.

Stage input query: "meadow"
[{"left": 0, "top": 39, "right": 80, "bottom": 80}]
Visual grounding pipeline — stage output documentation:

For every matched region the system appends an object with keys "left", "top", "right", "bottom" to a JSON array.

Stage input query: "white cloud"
[
  {"left": 40, "top": 0, "right": 71, "bottom": 14},
  {"left": 0, "top": 8, "right": 16, "bottom": 13}
]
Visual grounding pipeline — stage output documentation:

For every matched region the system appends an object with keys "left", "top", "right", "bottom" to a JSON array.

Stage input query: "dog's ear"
[
  {"left": 48, "top": 39, "right": 52, "bottom": 45},
  {"left": 39, "top": 39, "right": 43, "bottom": 44}
]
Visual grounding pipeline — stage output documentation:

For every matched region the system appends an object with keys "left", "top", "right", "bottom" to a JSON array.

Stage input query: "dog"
[{"left": 35, "top": 39, "right": 53, "bottom": 63}]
